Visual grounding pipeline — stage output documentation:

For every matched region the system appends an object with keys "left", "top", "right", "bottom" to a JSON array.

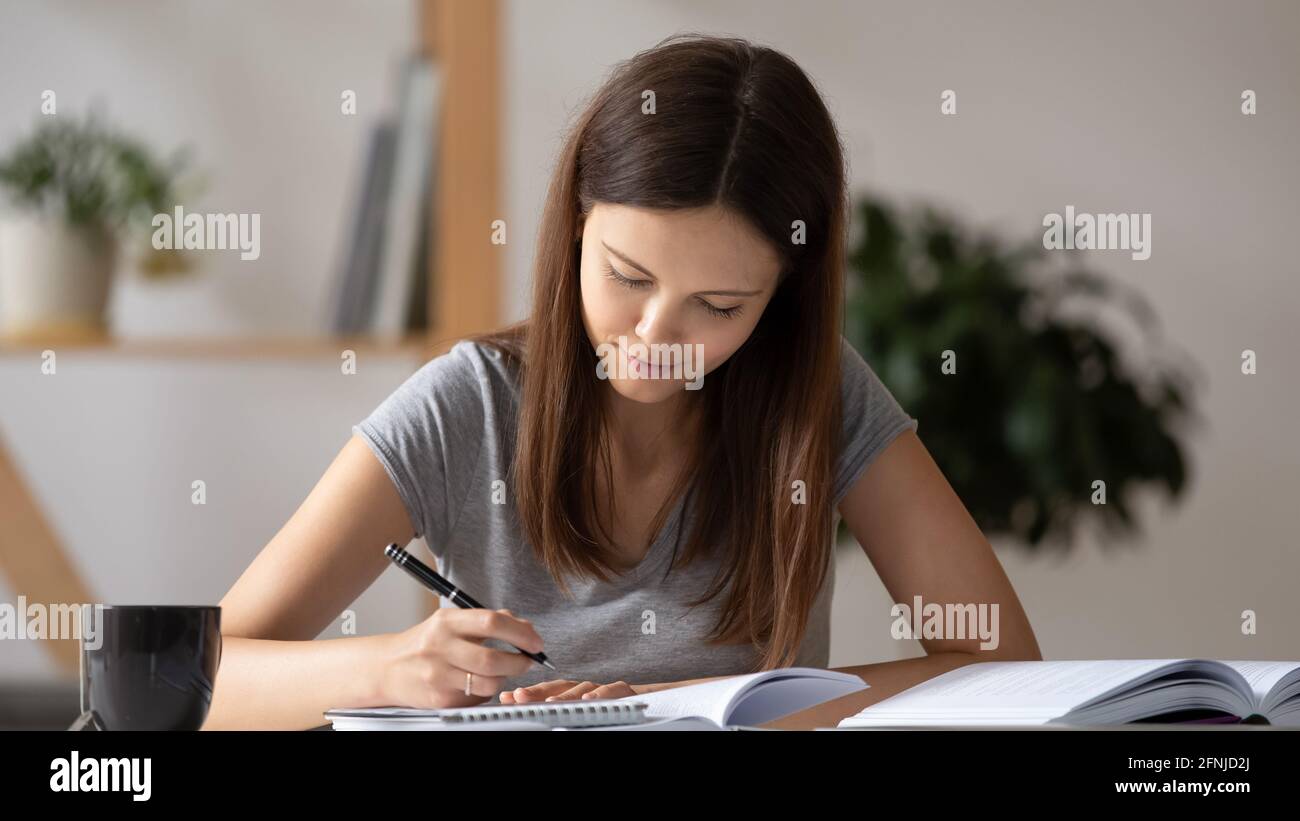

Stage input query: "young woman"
[{"left": 206, "top": 33, "right": 1039, "bottom": 730}]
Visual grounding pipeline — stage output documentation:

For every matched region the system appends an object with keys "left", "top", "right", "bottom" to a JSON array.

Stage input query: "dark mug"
[{"left": 69, "top": 605, "right": 221, "bottom": 731}]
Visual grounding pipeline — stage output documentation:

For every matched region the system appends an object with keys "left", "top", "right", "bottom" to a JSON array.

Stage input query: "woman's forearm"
[{"left": 202, "top": 634, "right": 390, "bottom": 731}]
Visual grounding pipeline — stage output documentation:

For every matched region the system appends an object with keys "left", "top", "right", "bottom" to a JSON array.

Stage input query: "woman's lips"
[{"left": 622, "top": 345, "right": 666, "bottom": 377}]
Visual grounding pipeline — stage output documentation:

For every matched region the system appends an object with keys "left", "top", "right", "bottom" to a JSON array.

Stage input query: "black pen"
[{"left": 384, "top": 543, "right": 557, "bottom": 671}]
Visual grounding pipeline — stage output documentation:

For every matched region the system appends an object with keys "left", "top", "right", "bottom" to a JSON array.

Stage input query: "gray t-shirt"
[{"left": 353, "top": 335, "right": 918, "bottom": 695}]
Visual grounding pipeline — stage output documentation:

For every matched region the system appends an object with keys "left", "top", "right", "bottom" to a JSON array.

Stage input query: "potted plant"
[
  {"left": 843, "top": 195, "right": 1201, "bottom": 551},
  {"left": 0, "top": 114, "right": 194, "bottom": 342}
]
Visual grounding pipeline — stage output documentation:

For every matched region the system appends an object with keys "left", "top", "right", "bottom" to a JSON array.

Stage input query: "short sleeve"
[
  {"left": 832, "top": 337, "right": 919, "bottom": 507},
  {"left": 351, "top": 341, "right": 488, "bottom": 548}
]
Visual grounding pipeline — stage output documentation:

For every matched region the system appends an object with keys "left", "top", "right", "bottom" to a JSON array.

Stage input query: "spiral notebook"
[
  {"left": 324, "top": 700, "right": 649, "bottom": 730},
  {"left": 324, "top": 667, "right": 869, "bottom": 731}
]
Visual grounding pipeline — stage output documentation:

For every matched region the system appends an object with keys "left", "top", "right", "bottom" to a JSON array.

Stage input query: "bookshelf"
[{"left": 0, "top": 0, "right": 502, "bottom": 672}]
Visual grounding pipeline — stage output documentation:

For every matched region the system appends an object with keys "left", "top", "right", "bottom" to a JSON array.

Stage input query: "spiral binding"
[
  {"left": 442, "top": 701, "right": 647, "bottom": 726},
  {"left": 327, "top": 700, "right": 650, "bottom": 728}
]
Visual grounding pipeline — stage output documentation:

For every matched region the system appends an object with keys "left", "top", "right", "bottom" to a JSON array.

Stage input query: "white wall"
[
  {"left": 0, "top": 353, "right": 432, "bottom": 678},
  {"left": 2, "top": 0, "right": 1297, "bottom": 682}
]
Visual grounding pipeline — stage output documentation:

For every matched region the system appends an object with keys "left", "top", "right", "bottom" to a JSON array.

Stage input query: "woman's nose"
[
  {"left": 635, "top": 298, "right": 678, "bottom": 341},
  {"left": 635, "top": 307, "right": 658, "bottom": 341}
]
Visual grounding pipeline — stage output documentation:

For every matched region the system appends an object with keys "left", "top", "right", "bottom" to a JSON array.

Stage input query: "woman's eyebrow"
[{"left": 601, "top": 240, "right": 763, "bottom": 297}]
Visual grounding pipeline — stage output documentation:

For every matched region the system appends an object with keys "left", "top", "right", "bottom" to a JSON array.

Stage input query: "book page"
[
  {"left": 617, "top": 667, "right": 867, "bottom": 725},
  {"left": 1220, "top": 660, "right": 1300, "bottom": 706},
  {"left": 618, "top": 673, "right": 765, "bottom": 724},
  {"left": 844, "top": 660, "right": 1181, "bottom": 722}
]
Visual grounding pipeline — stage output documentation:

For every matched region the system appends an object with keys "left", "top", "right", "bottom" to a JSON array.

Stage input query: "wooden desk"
[{"left": 758, "top": 653, "right": 994, "bottom": 730}]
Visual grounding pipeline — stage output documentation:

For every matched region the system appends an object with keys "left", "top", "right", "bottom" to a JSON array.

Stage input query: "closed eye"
[
  {"left": 601, "top": 263, "right": 745, "bottom": 319},
  {"left": 602, "top": 263, "right": 651, "bottom": 290}
]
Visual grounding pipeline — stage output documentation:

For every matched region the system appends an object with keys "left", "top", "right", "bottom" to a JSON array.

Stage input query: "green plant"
[
  {"left": 0, "top": 113, "right": 195, "bottom": 277},
  {"left": 842, "top": 195, "right": 1200, "bottom": 550}
]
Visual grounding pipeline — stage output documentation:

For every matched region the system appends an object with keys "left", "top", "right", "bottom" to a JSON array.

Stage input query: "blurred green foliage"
[
  {"left": 841, "top": 195, "right": 1200, "bottom": 550},
  {"left": 0, "top": 112, "right": 196, "bottom": 278}
]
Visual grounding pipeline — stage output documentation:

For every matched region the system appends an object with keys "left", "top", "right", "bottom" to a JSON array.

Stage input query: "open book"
[
  {"left": 573, "top": 667, "right": 869, "bottom": 731},
  {"left": 838, "top": 659, "right": 1300, "bottom": 727},
  {"left": 324, "top": 667, "right": 867, "bottom": 731}
]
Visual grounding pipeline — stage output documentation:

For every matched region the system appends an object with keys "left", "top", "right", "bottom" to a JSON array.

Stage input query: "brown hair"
[{"left": 471, "top": 33, "right": 848, "bottom": 671}]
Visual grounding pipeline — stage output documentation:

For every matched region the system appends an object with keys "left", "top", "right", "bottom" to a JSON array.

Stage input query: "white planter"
[{"left": 0, "top": 213, "right": 117, "bottom": 341}]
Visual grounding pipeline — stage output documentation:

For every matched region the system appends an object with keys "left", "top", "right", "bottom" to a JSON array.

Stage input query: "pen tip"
[{"left": 543, "top": 660, "right": 557, "bottom": 671}]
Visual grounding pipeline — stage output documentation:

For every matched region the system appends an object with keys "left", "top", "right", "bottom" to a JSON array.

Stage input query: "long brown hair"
[{"left": 471, "top": 33, "right": 848, "bottom": 671}]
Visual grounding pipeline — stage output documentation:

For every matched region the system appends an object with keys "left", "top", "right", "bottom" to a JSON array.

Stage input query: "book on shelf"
[
  {"left": 328, "top": 119, "right": 397, "bottom": 335},
  {"left": 370, "top": 55, "right": 440, "bottom": 339},
  {"left": 327, "top": 54, "right": 441, "bottom": 338}
]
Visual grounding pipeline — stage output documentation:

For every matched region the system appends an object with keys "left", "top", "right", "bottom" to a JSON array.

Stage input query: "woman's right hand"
[{"left": 375, "top": 608, "right": 545, "bottom": 709}]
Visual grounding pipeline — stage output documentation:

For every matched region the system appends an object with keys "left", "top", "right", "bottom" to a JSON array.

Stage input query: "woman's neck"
[{"left": 601, "top": 386, "right": 700, "bottom": 477}]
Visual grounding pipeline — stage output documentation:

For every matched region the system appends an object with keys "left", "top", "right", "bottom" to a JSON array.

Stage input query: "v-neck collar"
[{"left": 614, "top": 487, "right": 691, "bottom": 587}]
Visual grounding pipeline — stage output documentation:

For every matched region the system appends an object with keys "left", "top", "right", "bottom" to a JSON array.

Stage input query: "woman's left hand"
[{"left": 498, "top": 679, "right": 642, "bottom": 703}]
